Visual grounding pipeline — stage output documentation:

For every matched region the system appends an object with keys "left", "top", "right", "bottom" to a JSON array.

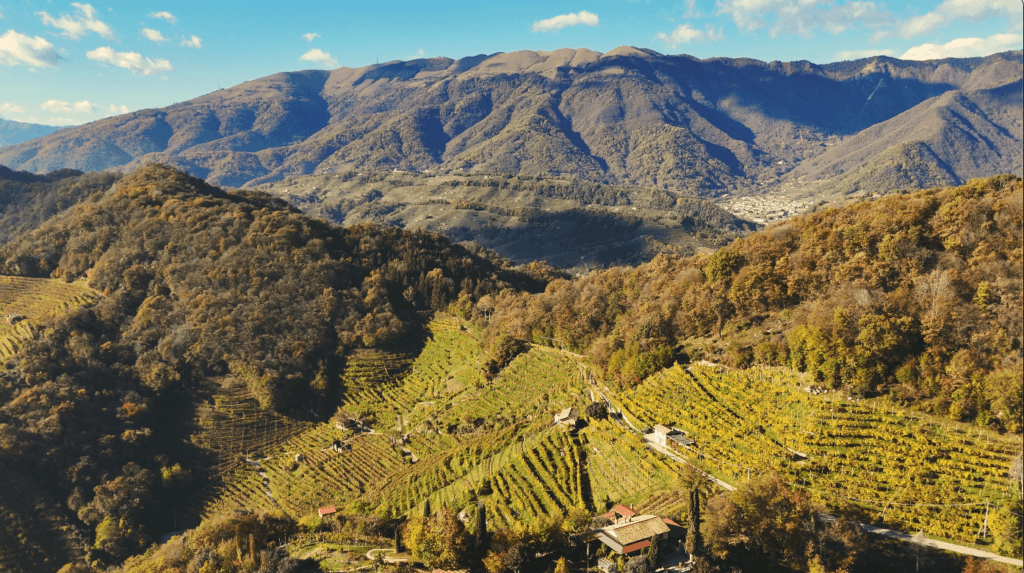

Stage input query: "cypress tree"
[
  {"left": 475, "top": 500, "right": 487, "bottom": 553},
  {"left": 686, "top": 487, "right": 702, "bottom": 554}
]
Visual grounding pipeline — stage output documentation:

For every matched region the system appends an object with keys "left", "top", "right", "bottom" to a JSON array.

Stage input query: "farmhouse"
[
  {"left": 318, "top": 505, "right": 337, "bottom": 518},
  {"left": 651, "top": 425, "right": 695, "bottom": 449},
  {"left": 554, "top": 406, "right": 579, "bottom": 428},
  {"left": 593, "top": 514, "right": 671, "bottom": 555}
]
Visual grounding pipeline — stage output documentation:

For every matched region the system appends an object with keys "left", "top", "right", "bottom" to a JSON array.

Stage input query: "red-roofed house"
[
  {"left": 318, "top": 505, "right": 337, "bottom": 518},
  {"left": 599, "top": 504, "right": 636, "bottom": 519}
]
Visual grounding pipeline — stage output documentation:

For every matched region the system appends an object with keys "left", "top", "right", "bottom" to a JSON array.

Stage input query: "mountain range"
[
  {"left": 1, "top": 48, "right": 1020, "bottom": 201},
  {"left": 0, "top": 118, "right": 61, "bottom": 148}
]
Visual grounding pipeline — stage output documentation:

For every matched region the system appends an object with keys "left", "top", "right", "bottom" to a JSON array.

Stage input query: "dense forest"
[
  {"left": 478, "top": 175, "right": 1023, "bottom": 432},
  {"left": 0, "top": 164, "right": 553, "bottom": 569},
  {"left": 0, "top": 166, "right": 120, "bottom": 243}
]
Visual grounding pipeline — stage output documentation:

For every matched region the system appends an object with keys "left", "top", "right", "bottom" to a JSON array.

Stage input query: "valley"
[{"left": 256, "top": 170, "right": 754, "bottom": 267}]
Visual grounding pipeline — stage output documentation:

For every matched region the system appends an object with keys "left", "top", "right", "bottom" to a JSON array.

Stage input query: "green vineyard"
[
  {"left": 0, "top": 275, "right": 97, "bottom": 361},
  {"left": 199, "top": 315, "right": 1020, "bottom": 554},
  {"left": 202, "top": 318, "right": 691, "bottom": 531},
  {"left": 617, "top": 363, "right": 1023, "bottom": 545}
]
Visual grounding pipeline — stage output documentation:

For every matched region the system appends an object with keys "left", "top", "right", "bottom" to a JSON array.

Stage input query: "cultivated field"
[
  {"left": 617, "top": 363, "right": 1023, "bottom": 545},
  {"left": 200, "top": 315, "right": 1021, "bottom": 553},
  {"left": 0, "top": 275, "right": 97, "bottom": 362}
]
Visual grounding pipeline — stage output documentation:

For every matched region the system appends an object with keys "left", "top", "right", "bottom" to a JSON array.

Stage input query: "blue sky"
[{"left": 1, "top": 0, "right": 1021, "bottom": 126}]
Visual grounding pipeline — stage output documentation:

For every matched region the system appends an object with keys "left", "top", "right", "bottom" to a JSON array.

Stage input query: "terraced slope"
[
  {"left": 617, "top": 363, "right": 1023, "bottom": 545},
  {"left": 200, "top": 315, "right": 1019, "bottom": 553},
  {"left": 0, "top": 275, "right": 96, "bottom": 361},
  {"left": 202, "top": 318, "right": 681, "bottom": 528}
]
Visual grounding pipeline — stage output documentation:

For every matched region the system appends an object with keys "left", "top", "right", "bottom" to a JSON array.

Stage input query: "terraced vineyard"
[
  {"left": 338, "top": 318, "right": 486, "bottom": 434},
  {"left": 187, "top": 379, "right": 313, "bottom": 519},
  {"left": 617, "top": 363, "right": 1023, "bottom": 545},
  {"left": 203, "top": 317, "right": 691, "bottom": 529},
  {"left": 0, "top": 275, "right": 97, "bottom": 361},
  {"left": 583, "top": 417, "right": 682, "bottom": 510}
]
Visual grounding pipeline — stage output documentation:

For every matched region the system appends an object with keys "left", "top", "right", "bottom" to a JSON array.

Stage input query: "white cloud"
[
  {"left": 717, "top": 0, "right": 890, "bottom": 38},
  {"left": 1, "top": 102, "right": 25, "bottom": 116},
  {"left": 86, "top": 46, "right": 173, "bottom": 75},
  {"left": 41, "top": 99, "right": 96, "bottom": 113},
  {"left": 300, "top": 48, "right": 337, "bottom": 68},
  {"left": 657, "top": 23, "right": 725, "bottom": 47},
  {"left": 900, "top": 0, "right": 1021, "bottom": 38},
  {"left": 834, "top": 48, "right": 895, "bottom": 60},
  {"left": 532, "top": 11, "right": 599, "bottom": 33},
  {"left": 108, "top": 103, "right": 129, "bottom": 114},
  {"left": 0, "top": 30, "right": 59, "bottom": 68},
  {"left": 302, "top": 32, "right": 320, "bottom": 42},
  {"left": 141, "top": 28, "right": 167, "bottom": 42},
  {"left": 37, "top": 2, "right": 113, "bottom": 39},
  {"left": 900, "top": 33, "right": 1024, "bottom": 60},
  {"left": 149, "top": 11, "right": 177, "bottom": 24},
  {"left": 180, "top": 35, "right": 202, "bottom": 48},
  {"left": 684, "top": 0, "right": 701, "bottom": 18}
]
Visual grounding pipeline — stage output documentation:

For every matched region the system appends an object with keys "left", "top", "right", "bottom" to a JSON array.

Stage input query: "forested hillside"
[
  {"left": 0, "top": 166, "right": 120, "bottom": 243},
  {"left": 480, "top": 175, "right": 1023, "bottom": 431},
  {"left": 0, "top": 164, "right": 551, "bottom": 570}
]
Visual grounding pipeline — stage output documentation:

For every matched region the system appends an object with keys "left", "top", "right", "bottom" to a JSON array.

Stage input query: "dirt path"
[
  {"left": 244, "top": 456, "right": 279, "bottom": 507},
  {"left": 643, "top": 439, "right": 736, "bottom": 492},
  {"left": 860, "top": 525, "right": 1023, "bottom": 567}
]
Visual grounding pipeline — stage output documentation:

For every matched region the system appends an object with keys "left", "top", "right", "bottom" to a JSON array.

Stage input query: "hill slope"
[
  {"left": 480, "top": 175, "right": 1023, "bottom": 431},
  {"left": 1, "top": 49, "right": 1019, "bottom": 200},
  {"left": 0, "top": 165, "right": 121, "bottom": 243},
  {"left": 0, "top": 163, "right": 551, "bottom": 570},
  {"left": 783, "top": 80, "right": 1024, "bottom": 198},
  {"left": 257, "top": 170, "right": 756, "bottom": 267}
]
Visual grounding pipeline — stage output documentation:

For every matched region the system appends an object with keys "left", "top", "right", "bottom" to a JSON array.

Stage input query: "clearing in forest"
[{"left": 0, "top": 275, "right": 97, "bottom": 362}]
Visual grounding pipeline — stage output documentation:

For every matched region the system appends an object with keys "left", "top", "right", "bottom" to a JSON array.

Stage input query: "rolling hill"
[{"left": 1, "top": 49, "right": 1019, "bottom": 204}]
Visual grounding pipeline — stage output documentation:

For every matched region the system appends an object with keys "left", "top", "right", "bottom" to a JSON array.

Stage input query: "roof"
[
  {"left": 621, "top": 540, "right": 652, "bottom": 554},
  {"left": 604, "top": 515, "right": 670, "bottom": 546},
  {"left": 610, "top": 504, "right": 636, "bottom": 517},
  {"left": 667, "top": 434, "right": 695, "bottom": 446},
  {"left": 555, "top": 407, "right": 578, "bottom": 422},
  {"left": 653, "top": 424, "right": 674, "bottom": 435},
  {"left": 318, "top": 505, "right": 337, "bottom": 515}
]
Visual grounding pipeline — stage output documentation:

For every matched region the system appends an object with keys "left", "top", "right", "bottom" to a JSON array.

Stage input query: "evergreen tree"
[
  {"left": 475, "top": 500, "right": 488, "bottom": 554},
  {"left": 687, "top": 487, "right": 702, "bottom": 555}
]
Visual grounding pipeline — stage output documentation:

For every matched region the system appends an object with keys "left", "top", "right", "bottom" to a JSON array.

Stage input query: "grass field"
[{"left": 0, "top": 275, "right": 96, "bottom": 362}]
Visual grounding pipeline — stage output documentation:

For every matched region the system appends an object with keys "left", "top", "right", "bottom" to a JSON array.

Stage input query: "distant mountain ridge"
[
  {"left": 1, "top": 48, "right": 1020, "bottom": 200},
  {"left": 0, "top": 118, "right": 61, "bottom": 147}
]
